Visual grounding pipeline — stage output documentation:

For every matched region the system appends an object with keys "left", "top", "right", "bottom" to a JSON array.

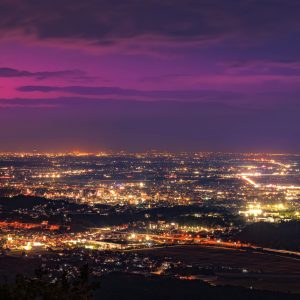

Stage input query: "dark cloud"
[
  {"left": 0, "top": 0, "right": 299, "bottom": 46},
  {"left": 221, "top": 59, "right": 300, "bottom": 76},
  {"left": 0, "top": 67, "right": 86, "bottom": 80},
  {"left": 17, "top": 85, "right": 241, "bottom": 101}
]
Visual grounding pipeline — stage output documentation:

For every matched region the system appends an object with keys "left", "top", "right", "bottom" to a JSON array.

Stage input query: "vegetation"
[{"left": 0, "top": 265, "right": 98, "bottom": 300}]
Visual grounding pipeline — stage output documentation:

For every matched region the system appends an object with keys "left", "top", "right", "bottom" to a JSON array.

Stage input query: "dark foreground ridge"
[{"left": 0, "top": 270, "right": 299, "bottom": 300}]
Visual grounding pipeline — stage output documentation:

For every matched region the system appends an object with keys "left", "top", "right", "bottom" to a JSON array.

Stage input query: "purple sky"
[{"left": 0, "top": 0, "right": 300, "bottom": 152}]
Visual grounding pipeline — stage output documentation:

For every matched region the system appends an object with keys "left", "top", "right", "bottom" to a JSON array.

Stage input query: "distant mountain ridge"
[{"left": 236, "top": 222, "right": 300, "bottom": 251}]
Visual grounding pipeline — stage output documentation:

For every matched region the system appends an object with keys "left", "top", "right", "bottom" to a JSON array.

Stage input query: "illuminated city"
[{"left": 0, "top": 152, "right": 299, "bottom": 296}]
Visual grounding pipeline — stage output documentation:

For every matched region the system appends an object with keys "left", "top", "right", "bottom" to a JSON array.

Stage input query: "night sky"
[{"left": 0, "top": 0, "right": 299, "bottom": 152}]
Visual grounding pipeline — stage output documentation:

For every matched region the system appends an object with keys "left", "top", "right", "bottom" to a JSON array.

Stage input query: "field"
[{"left": 136, "top": 245, "right": 300, "bottom": 293}]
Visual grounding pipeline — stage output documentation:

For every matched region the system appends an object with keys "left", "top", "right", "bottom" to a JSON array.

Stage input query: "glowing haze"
[{"left": 0, "top": 0, "right": 300, "bottom": 152}]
